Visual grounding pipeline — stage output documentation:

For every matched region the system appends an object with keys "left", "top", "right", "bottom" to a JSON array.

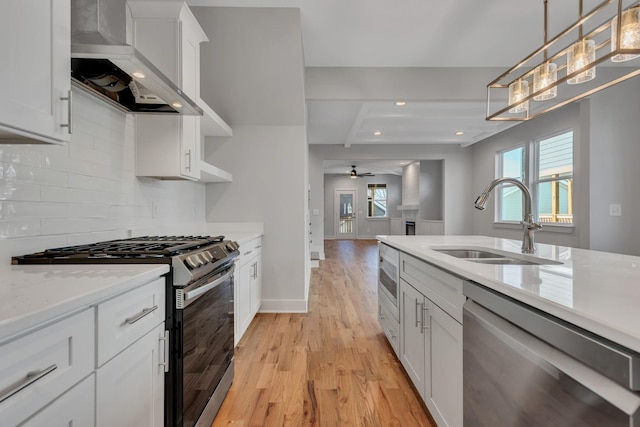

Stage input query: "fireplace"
[{"left": 405, "top": 221, "right": 416, "bottom": 235}]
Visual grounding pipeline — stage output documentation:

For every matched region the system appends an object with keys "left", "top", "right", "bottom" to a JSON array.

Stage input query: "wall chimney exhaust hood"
[{"left": 71, "top": 0, "right": 202, "bottom": 115}]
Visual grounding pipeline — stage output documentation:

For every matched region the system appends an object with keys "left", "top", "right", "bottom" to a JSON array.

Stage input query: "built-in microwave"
[{"left": 378, "top": 243, "right": 400, "bottom": 318}]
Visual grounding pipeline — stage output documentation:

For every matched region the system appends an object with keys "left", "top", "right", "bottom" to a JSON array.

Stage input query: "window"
[
  {"left": 367, "top": 184, "right": 387, "bottom": 218},
  {"left": 497, "top": 130, "right": 573, "bottom": 225}
]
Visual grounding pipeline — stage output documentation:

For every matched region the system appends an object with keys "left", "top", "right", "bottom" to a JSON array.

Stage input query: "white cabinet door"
[
  {"left": 96, "top": 323, "right": 166, "bottom": 427},
  {"left": 0, "top": 0, "right": 71, "bottom": 144},
  {"left": 399, "top": 279, "right": 428, "bottom": 400},
  {"left": 250, "top": 255, "right": 262, "bottom": 316},
  {"left": 236, "top": 260, "right": 253, "bottom": 345},
  {"left": 21, "top": 374, "right": 95, "bottom": 427},
  {"left": 428, "top": 304, "right": 463, "bottom": 427}
]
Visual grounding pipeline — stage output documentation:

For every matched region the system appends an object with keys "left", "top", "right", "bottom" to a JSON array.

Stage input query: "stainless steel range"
[{"left": 13, "top": 235, "right": 239, "bottom": 427}]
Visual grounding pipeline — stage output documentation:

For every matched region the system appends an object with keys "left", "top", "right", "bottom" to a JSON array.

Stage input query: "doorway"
[{"left": 335, "top": 190, "right": 357, "bottom": 239}]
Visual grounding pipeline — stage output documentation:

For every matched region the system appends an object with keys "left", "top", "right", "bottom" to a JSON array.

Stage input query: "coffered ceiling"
[{"left": 188, "top": 0, "right": 592, "bottom": 152}]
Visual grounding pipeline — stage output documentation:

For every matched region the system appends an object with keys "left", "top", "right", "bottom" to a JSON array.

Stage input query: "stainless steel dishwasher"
[{"left": 463, "top": 281, "right": 640, "bottom": 426}]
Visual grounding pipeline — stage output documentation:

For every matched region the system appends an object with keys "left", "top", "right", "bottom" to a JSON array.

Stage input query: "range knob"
[
  {"left": 225, "top": 242, "right": 239, "bottom": 252},
  {"left": 201, "top": 251, "right": 213, "bottom": 262},
  {"left": 186, "top": 255, "right": 201, "bottom": 269}
]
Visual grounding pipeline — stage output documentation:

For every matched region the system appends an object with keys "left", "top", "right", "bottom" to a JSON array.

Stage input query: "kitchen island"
[
  {"left": 377, "top": 234, "right": 640, "bottom": 353},
  {"left": 378, "top": 234, "right": 640, "bottom": 427}
]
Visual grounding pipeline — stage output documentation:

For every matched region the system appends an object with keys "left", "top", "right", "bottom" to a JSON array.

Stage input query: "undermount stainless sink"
[
  {"left": 433, "top": 247, "right": 562, "bottom": 266},
  {"left": 434, "top": 249, "right": 506, "bottom": 259}
]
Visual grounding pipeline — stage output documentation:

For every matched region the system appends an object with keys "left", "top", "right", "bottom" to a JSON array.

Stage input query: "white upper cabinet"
[
  {"left": 129, "top": 1, "right": 232, "bottom": 182},
  {"left": 0, "top": 0, "right": 72, "bottom": 144}
]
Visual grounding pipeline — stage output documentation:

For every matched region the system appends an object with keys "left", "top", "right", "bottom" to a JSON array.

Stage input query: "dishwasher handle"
[{"left": 465, "top": 300, "right": 640, "bottom": 417}]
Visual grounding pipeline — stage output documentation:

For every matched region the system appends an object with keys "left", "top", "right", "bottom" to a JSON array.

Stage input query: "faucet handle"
[{"left": 521, "top": 220, "right": 542, "bottom": 230}]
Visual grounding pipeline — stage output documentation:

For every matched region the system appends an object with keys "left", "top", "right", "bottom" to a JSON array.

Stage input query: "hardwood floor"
[{"left": 212, "top": 239, "right": 434, "bottom": 426}]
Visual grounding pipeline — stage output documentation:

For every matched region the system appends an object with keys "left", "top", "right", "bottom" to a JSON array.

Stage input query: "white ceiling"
[
  {"left": 187, "top": 0, "right": 591, "bottom": 164},
  {"left": 323, "top": 160, "right": 411, "bottom": 176}
]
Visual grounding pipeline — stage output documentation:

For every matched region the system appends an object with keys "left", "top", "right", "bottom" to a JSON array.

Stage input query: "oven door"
[{"left": 180, "top": 265, "right": 234, "bottom": 426}]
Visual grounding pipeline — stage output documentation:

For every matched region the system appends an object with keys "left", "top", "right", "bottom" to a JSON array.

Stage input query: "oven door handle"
[{"left": 184, "top": 269, "right": 233, "bottom": 304}]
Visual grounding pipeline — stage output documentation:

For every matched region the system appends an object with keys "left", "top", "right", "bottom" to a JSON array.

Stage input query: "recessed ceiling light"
[
  {"left": 395, "top": 101, "right": 406, "bottom": 106},
  {"left": 455, "top": 131, "right": 464, "bottom": 136},
  {"left": 373, "top": 131, "right": 382, "bottom": 136},
  {"left": 172, "top": 102, "right": 183, "bottom": 108},
  {"left": 132, "top": 72, "right": 145, "bottom": 79}
]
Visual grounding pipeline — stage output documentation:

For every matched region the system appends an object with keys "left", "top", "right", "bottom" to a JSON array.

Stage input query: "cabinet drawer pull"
[
  {"left": 255, "top": 245, "right": 262, "bottom": 249},
  {"left": 60, "top": 90, "right": 72, "bottom": 134},
  {"left": 125, "top": 305, "right": 158, "bottom": 325},
  {"left": 185, "top": 150, "right": 192, "bottom": 172},
  {"left": 243, "top": 250, "right": 252, "bottom": 256},
  {"left": 422, "top": 303, "right": 430, "bottom": 330},
  {"left": 159, "top": 330, "right": 170, "bottom": 373},
  {"left": 0, "top": 364, "right": 57, "bottom": 403},
  {"left": 415, "top": 299, "right": 421, "bottom": 329}
]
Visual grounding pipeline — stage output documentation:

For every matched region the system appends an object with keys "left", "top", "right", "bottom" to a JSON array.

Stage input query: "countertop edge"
[
  {"left": 0, "top": 265, "right": 170, "bottom": 344},
  {"left": 377, "top": 235, "right": 640, "bottom": 354}
]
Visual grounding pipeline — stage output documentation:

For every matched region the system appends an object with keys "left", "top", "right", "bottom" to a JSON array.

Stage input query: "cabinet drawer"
[
  {"left": 379, "top": 299, "right": 400, "bottom": 356},
  {"left": 0, "top": 309, "right": 94, "bottom": 427},
  {"left": 97, "top": 278, "right": 165, "bottom": 366},
  {"left": 400, "top": 253, "right": 465, "bottom": 323},
  {"left": 238, "top": 237, "right": 262, "bottom": 266},
  {"left": 22, "top": 373, "right": 95, "bottom": 427}
]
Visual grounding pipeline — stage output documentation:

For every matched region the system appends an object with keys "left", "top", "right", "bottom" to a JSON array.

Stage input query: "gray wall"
[
  {"left": 588, "top": 77, "right": 640, "bottom": 255},
  {"left": 323, "top": 174, "right": 402, "bottom": 239},
  {"left": 420, "top": 160, "right": 443, "bottom": 220},
  {"left": 195, "top": 7, "right": 310, "bottom": 311},
  {"left": 469, "top": 103, "right": 589, "bottom": 248}
]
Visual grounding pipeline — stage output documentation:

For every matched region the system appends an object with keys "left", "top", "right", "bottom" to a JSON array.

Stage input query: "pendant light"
[
  {"left": 508, "top": 79, "right": 529, "bottom": 113},
  {"left": 567, "top": 0, "right": 596, "bottom": 84},
  {"left": 611, "top": 5, "right": 640, "bottom": 62},
  {"left": 533, "top": 0, "right": 557, "bottom": 100}
]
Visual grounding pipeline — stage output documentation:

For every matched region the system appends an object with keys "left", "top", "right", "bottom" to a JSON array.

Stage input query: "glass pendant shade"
[
  {"left": 533, "top": 62, "right": 558, "bottom": 100},
  {"left": 567, "top": 39, "right": 596, "bottom": 84},
  {"left": 508, "top": 79, "right": 529, "bottom": 113},
  {"left": 611, "top": 6, "right": 640, "bottom": 62}
]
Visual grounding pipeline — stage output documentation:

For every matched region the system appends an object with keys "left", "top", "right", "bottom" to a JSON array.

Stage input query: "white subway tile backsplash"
[
  {"left": 0, "top": 182, "right": 41, "bottom": 201},
  {"left": 0, "top": 219, "right": 41, "bottom": 238},
  {"left": 0, "top": 91, "right": 207, "bottom": 263}
]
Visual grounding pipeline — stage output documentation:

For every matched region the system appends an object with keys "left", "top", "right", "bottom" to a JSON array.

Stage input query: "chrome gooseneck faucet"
[{"left": 474, "top": 177, "right": 542, "bottom": 254}]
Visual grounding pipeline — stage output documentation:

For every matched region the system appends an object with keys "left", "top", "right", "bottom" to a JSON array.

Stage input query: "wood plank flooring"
[{"left": 212, "top": 239, "right": 434, "bottom": 426}]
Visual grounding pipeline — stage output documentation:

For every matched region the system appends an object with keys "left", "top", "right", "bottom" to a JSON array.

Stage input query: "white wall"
[
  {"left": 469, "top": 102, "right": 588, "bottom": 248},
  {"left": 323, "top": 174, "right": 402, "bottom": 239},
  {"left": 401, "top": 162, "right": 420, "bottom": 206},
  {"left": 309, "top": 144, "right": 474, "bottom": 243},
  {"left": 420, "top": 160, "right": 443, "bottom": 220},
  {"left": 0, "top": 91, "right": 207, "bottom": 264},
  {"left": 588, "top": 77, "right": 640, "bottom": 255},
  {"left": 194, "top": 7, "right": 309, "bottom": 312}
]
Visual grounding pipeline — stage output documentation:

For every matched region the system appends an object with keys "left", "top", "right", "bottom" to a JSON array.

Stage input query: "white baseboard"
[
  {"left": 259, "top": 299, "right": 308, "bottom": 313},
  {"left": 310, "top": 260, "right": 320, "bottom": 268}
]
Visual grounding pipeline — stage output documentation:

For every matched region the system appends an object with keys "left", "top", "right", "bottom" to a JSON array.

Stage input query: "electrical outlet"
[{"left": 609, "top": 203, "right": 622, "bottom": 216}]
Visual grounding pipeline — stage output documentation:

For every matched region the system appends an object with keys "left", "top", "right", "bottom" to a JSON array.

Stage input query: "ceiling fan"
[{"left": 349, "top": 165, "right": 375, "bottom": 179}]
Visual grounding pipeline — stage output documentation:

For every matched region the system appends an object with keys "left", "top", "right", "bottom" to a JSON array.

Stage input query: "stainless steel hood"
[{"left": 70, "top": 0, "right": 202, "bottom": 115}]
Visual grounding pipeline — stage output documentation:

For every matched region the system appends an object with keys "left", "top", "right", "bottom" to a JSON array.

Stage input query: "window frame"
[
  {"left": 367, "top": 183, "right": 388, "bottom": 219},
  {"left": 494, "top": 129, "right": 575, "bottom": 231}
]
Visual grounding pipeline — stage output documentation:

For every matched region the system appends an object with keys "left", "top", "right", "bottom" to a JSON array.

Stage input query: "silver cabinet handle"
[
  {"left": 0, "top": 364, "right": 57, "bottom": 403},
  {"left": 125, "top": 305, "right": 158, "bottom": 325},
  {"left": 255, "top": 245, "right": 262, "bottom": 250},
  {"left": 415, "top": 298, "right": 421, "bottom": 329},
  {"left": 158, "top": 330, "right": 170, "bottom": 373},
  {"left": 185, "top": 149, "right": 192, "bottom": 172},
  {"left": 422, "top": 303, "right": 430, "bottom": 330},
  {"left": 60, "top": 90, "right": 72, "bottom": 134},
  {"left": 243, "top": 250, "right": 252, "bottom": 257}
]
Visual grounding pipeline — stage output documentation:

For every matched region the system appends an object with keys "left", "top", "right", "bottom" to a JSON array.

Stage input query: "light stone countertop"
[
  {"left": 377, "top": 235, "right": 640, "bottom": 353},
  {"left": 0, "top": 264, "right": 170, "bottom": 344}
]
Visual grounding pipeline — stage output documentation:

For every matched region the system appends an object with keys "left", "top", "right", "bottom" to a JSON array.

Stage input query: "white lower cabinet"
[
  {"left": 96, "top": 322, "right": 166, "bottom": 427},
  {"left": 1, "top": 276, "right": 166, "bottom": 427},
  {"left": 21, "top": 374, "right": 95, "bottom": 427},
  {"left": 395, "top": 252, "right": 463, "bottom": 427},
  {"left": 235, "top": 236, "right": 263, "bottom": 345},
  {"left": 0, "top": 309, "right": 94, "bottom": 427}
]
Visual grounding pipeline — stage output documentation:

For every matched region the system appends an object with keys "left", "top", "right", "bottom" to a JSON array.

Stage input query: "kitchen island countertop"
[
  {"left": 0, "top": 264, "right": 169, "bottom": 344},
  {"left": 377, "top": 235, "right": 640, "bottom": 353}
]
